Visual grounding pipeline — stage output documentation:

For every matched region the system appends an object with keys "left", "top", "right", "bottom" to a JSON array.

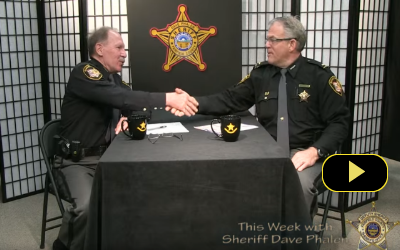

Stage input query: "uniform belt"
[
  {"left": 63, "top": 145, "right": 107, "bottom": 160},
  {"left": 82, "top": 145, "right": 108, "bottom": 157}
]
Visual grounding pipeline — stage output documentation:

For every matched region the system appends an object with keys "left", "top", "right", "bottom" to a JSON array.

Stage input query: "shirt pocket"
[
  {"left": 255, "top": 91, "right": 278, "bottom": 122},
  {"left": 290, "top": 88, "right": 310, "bottom": 122}
]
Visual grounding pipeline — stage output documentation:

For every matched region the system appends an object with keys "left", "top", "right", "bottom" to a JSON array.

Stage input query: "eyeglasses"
[
  {"left": 147, "top": 133, "right": 183, "bottom": 144},
  {"left": 265, "top": 37, "right": 297, "bottom": 44}
]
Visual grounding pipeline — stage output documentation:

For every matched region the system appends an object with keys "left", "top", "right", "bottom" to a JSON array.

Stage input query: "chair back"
[
  {"left": 39, "top": 119, "right": 61, "bottom": 162},
  {"left": 39, "top": 119, "right": 73, "bottom": 203},
  {"left": 39, "top": 119, "right": 65, "bottom": 248}
]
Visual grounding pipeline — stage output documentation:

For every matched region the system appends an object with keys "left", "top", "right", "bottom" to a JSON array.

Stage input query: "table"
[{"left": 85, "top": 112, "right": 317, "bottom": 250}]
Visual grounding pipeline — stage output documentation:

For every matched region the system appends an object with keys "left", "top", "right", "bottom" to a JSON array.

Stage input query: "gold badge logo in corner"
[
  {"left": 328, "top": 76, "right": 343, "bottom": 96},
  {"left": 346, "top": 202, "right": 399, "bottom": 250},
  {"left": 150, "top": 4, "right": 217, "bottom": 72},
  {"left": 83, "top": 65, "right": 102, "bottom": 80}
]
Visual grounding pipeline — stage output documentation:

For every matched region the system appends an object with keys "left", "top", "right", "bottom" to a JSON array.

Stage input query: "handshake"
[{"left": 165, "top": 88, "right": 199, "bottom": 117}]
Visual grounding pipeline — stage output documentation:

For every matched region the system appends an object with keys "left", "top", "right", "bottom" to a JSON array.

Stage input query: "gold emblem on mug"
[
  {"left": 211, "top": 115, "right": 241, "bottom": 142},
  {"left": 224, "top": 123, "right": 238, "bottom": 134},
  {"left": 137, "top": 122, "right": 147, "bottom": 132}
]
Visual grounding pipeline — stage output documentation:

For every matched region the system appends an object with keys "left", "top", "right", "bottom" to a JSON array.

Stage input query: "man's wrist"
[
  {"left": 311, "top": 146, "right": 328, "bottom": 158},
  {"left": 165, "top": 92, "right": 175, "bottom": 107},
  {"left": 309, "top": 147, "right": 321, "bottom": 159}
]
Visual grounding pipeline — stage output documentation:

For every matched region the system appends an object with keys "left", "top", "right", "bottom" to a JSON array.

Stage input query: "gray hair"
[
  {"left": 88, "top": 27, "right": 119, "bottom": 57},
  {"left": 267, "top": 16, "right": 307, "bottom": 52}
]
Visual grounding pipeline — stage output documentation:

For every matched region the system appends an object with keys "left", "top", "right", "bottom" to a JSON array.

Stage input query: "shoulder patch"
[
  {"left": 328, "top": 76, "right": 343, "bottom": 96},
  {"left": 83, "top": 64, "right": 103, "bottom": 80},
  {"left": 253, "top": 61, "right": 269, "bottom": 70},
  {"left": 238, "top": 74, "right": 250, "bottom": 84}
]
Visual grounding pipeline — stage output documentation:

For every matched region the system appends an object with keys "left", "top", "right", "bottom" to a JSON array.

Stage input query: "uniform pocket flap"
[{"left": 257, "top": 91, "right": 277, "bottom": 102}]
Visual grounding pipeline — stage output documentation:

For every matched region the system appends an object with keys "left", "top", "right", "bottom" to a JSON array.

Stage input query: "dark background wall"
[
  {"left": 126, "top": 0, "right": 242, "bottom": 96},
  {"left": 381, "top": 0, "right": 400, "bottom": 161}
]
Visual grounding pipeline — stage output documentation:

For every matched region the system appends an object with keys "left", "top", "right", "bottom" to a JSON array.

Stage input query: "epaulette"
[
  {"left": 237, "top": 61, "right": 269, "bottom": 85},
  {"left": 122, "top": 80, "right": 131, "bottom": 87},
  {"left": 306, "top": 59, "right": 330, "bottom": 70},
  {"left": 253, "top": 61, "right": 270, "bottom": 70}
]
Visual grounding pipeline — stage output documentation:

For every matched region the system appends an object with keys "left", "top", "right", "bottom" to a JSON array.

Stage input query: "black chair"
[
  {"left": 316, "top": 178, "right": 346, "bottom": 250},
  {"left": 314, "top": 145, "right": 346, "bottom": 250},
  {"left": 39, "top": 119, "right": 69, "bottom": 249}
]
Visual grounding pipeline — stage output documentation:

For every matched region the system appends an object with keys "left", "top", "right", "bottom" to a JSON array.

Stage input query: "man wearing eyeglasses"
[{"left": 168, "top": 16, "right": 350, "bottom": 221}]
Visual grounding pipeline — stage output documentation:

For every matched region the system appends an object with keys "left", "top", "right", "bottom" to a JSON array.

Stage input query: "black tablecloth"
[{"left": 85, "top": 112, "right": 317, "bottom": 250}]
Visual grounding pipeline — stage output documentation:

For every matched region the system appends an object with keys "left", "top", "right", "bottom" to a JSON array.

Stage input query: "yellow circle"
[
  {"left": 164, "top": 65, "right": 170, "bottom": 70},
  {"left": 199, "top": 64, "right": 205, "bottom": 70},
  {"left": 210, "top": 28, "right": 216, "bottom": 34},
  {"left": 151, "top": 30, "right": 157, "bottom": 36},
  {"left": 180, "top": 6, "right": 186, "bottom": 13}
]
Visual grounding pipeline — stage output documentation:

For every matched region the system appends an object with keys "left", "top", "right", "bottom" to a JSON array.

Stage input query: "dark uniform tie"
[
  {"left": 277, "top": 68, "right": 290, "bottom": 156},
  {"left": 105, "top": 74, "right": 121, "bottom": 143}
]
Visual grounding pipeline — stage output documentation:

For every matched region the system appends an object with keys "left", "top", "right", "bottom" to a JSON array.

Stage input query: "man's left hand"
[
  {"left": 291, "top": 147, "right": 319, "bottom": 172},
  {"left": 115, "top": 117, "right": 128, "bottom": 134}
]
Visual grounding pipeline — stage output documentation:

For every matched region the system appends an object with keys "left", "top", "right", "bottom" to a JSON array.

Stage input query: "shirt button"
[
  {"left": 159, "top": 107, "right": 163, "bottom": 109},
  {"left": 264, "top": 97, "right": 268, "bottom": 100},
  {"left": 154, "top": 107, "right": 158, "bottom": 110},
  {"left": 280, "top": 117, "right": 284, "bottom": 121},
  {"left": 143, "top": 108, "right": 147, "bottom": 111}
]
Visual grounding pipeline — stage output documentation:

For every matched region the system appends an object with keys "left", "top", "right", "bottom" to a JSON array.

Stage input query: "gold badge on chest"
[{"left": 298, "top": 90, "right": 310, "bottom": 102}]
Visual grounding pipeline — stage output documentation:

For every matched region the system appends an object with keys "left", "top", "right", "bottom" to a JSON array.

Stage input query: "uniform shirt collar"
[
  {"left": 89, "top": 58, "right": 111, "bottom": 78},
  {"left": 286, "top": 55, "right": 304, "bottom": 78},
  {"left": 270, "top": 55, "right": 303, "bottom": 77},
  {"left": 270, "top": 66, "right": 281, "bottom": 77}
]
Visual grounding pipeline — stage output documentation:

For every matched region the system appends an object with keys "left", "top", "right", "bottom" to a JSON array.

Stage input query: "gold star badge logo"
[
  {"left": 224, "top": 123, "right": 238, "bottom": 134},
  {"left": 137, "top": 122, "right": 146, "bottom": 132},
  {"left": 298, "top": 90, "right": 310, "bottom": 102},
  {"left": 347, "top": 202, "right": 399, "bottom": 250},
  {"left": 150, "top": 4, "right": 217, "bottom": 72}
]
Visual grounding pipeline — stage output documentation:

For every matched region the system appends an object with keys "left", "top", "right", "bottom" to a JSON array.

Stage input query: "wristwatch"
[{"left": 317, "top": 148, "right": 327, "bottom": 158}]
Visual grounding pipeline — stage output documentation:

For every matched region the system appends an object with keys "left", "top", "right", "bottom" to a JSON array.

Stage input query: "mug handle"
[
  {"left": 211, "top": 119, "right": 223, "bottom": 138},
  {"left": 121, "top": 120, "right": 132, "bottom": 138}
]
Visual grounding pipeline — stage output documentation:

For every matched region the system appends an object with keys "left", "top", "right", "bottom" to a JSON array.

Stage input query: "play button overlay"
[
  {"left": 322, "top": 154, "right": 387, "bottom": 192},
  {"left": 349, "top": 161, "right": 365, "bottom": 182}
]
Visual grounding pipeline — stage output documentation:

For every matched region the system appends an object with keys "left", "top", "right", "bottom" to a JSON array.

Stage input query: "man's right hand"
[{"left": 165, "top": 88, "right": 198, "bottom": 116}]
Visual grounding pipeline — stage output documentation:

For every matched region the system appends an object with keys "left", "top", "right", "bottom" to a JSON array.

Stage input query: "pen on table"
[{"left": 148, "top": 125, "right": 167, "bottom": 130}]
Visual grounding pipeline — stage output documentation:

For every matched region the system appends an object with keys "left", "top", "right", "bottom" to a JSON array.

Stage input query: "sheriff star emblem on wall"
[{"left": 150, "top": 4, "right": 217, "bottom": 72}]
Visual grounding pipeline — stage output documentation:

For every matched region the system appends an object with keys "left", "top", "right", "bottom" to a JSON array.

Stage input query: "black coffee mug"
[
  {"left": 121, "top": 114, "right": 148, "bottom": 140},
  {"left": 211, "top": 115, "right": 241, "bottom": 142}
]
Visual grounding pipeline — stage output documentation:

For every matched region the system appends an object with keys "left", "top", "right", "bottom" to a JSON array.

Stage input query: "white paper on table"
[
  {"left": 146, "top": 122, "right": 189, "bottom": 135},
  {"left": 193, "top": 123, "right": 259, "bottom": 134}
]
